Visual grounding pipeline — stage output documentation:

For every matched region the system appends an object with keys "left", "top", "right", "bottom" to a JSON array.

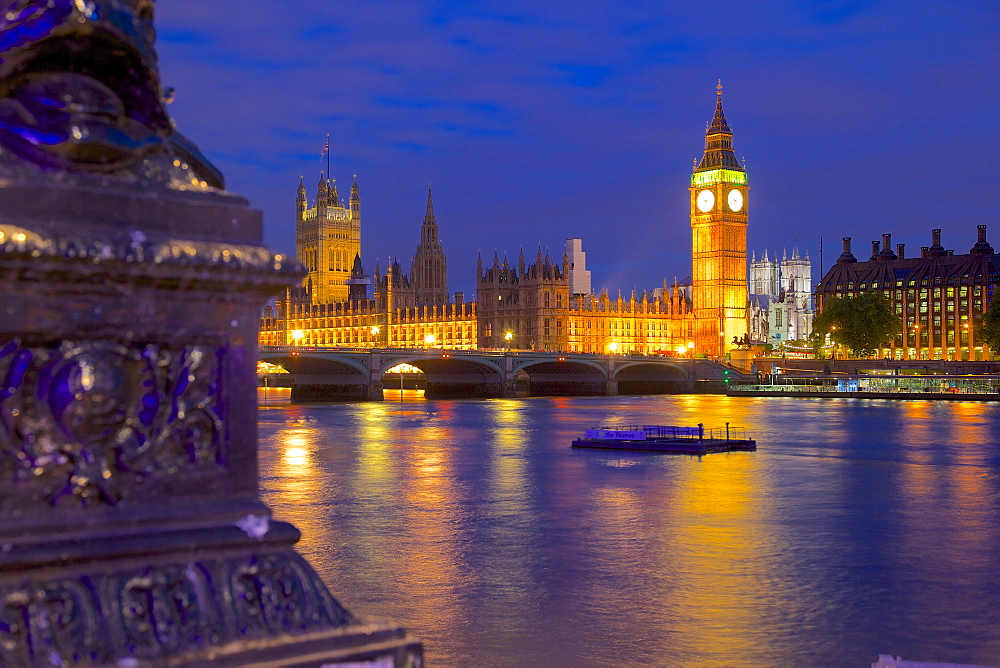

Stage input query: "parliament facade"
[{"left": 261, "top": 88, "right": 750, "bottom": 356}]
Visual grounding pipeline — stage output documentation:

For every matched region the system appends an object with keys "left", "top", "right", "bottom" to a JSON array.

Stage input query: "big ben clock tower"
[{"left": 690, "top": 82, "right": 749, "bottom": 358}]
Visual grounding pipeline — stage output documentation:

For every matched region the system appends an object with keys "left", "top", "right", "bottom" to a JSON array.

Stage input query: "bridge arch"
[
  {"left": 379, "top": 354, "right": 504, "bottom": 399},
  {"left": 259, "top": 352, "right": 370, "bottom": 401},
  {"left": 611, "top": 361, "right": 689, "bottom": 395},
  {"left": 260, "top": 352, "right": 370, "bottom": 377},
  {"left": 515, "top": 358, "right": 608, "bottom": 396}
]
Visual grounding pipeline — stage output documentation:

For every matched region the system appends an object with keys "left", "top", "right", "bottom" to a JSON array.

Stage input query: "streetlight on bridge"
[{"left": 504, "top": 330, "right": 513, "bottom": 351}]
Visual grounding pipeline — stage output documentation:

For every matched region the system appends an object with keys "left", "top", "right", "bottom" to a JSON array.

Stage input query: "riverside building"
[
  {"left": 474, "top": 248, "right": 694, "bottom": 354},
  {"left": 814, "top": 228, "right": 998, "bottom": 360},
  {"left": 263, "top": 87, "right": 752, "bottom": 357}
]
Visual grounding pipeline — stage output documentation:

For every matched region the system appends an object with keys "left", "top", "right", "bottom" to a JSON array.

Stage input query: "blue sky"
[{"left": 155, "top": 1, "right": 1000, "bottom": 296}]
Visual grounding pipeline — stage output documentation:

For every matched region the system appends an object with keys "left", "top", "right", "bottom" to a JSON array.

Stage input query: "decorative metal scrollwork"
[
  {"left": 0, "top": 579, "right": 105, "bottom": 666},
  {"left": 0, "top": 553, "right": 353, "bottom": 665},
  {"left": 0, "top": 339, "right": 226, "bottom": 507},
  {"left": 120, "top": 564, "right": 220, "bottom": 657}
]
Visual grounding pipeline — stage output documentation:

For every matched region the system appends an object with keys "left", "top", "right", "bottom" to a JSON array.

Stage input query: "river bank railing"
[
  {"left": 593, "top": 424, "right": 751, "bottom": 441},
  {"left": 733, "top": 374, "right": 1000, "bottom": 395}
]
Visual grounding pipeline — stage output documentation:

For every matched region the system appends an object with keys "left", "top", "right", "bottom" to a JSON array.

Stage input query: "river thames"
[{"left": 258, "top": 391, "right": 1000, "bottom": 666}]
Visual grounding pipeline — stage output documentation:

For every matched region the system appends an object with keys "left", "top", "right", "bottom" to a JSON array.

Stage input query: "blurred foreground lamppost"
[{"left": 0, "top": 4, "right": 420, "bottom": 664}]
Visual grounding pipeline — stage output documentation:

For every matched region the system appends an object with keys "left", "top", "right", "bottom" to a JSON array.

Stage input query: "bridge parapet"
[{"left": 259, "top": 347, "right": 742, "bottom": 400}]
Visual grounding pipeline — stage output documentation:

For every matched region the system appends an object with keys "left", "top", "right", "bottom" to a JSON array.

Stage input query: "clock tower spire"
[{"left": 690, "top": 82, "right": 749, "bottom": 358}]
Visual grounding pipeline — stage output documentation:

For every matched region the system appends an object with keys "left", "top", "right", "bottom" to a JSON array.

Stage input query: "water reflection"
[{"left": 257, "top": 395, "right": 1000, "bottom": 665}]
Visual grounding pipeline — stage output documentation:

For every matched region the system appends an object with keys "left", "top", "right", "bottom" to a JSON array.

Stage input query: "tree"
[
  {"left": 981, "top": 301, "right": 1000, "bottom": 355},
  {"left": 813, "top": 291, "right": 900, "bottom": 358}
]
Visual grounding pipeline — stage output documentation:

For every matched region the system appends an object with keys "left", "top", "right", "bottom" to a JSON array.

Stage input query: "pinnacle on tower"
[
  {"left": 425, "top": 186, "right": 435, "bottom": 220},
  {"left": 707, "top": 80, "right": 733, "bottom": 134},
  {"left": 696, "top": 82, "right": 742, "bottom": 172},
  {"left": 421, "top": 187, "right": 438, "bottom": 243}
]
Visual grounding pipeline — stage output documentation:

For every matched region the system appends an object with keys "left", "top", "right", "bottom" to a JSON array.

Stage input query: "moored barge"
[{"left": 571, "top": 424, "right": 756, "bottom": 454}]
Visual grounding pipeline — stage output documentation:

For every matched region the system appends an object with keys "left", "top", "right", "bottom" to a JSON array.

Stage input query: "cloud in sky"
[{"left": 155, "top": 0, "right": 1000, "bottom": 295}]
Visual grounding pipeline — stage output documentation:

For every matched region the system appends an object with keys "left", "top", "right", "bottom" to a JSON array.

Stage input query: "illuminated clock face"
[
  {"left": 728, "top": 189, "right": 744, "bottom": 212},
  {"left": 696, "top": 189, "right": 714, "bottom": 212}
]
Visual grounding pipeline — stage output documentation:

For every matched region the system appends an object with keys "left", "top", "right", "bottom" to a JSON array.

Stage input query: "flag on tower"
[{"left": 321, "top": 134, "right": 331, "bottom": 180}]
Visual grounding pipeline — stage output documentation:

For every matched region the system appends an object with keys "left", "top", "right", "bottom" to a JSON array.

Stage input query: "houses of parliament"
[{"left": 261, "top": 88, "right": 752, "bottom": 357}]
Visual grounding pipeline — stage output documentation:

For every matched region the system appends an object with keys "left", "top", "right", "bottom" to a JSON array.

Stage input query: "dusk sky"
[{"left": 156, "top": 1, "right": 999, "bottom": 297}]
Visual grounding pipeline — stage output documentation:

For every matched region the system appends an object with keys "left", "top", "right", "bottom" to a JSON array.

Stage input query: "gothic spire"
[
  {"left": 425, "top": 186, "right": 435, "bottom": 222},
  {"left": 696, "top": 81, "right": 743, "bottom": 172},
  {"left": 421, "top": 186, "right": 438, "bottom": 244},
  {"left": 707, "top": 80, "right": 732, "bottom": 135}
]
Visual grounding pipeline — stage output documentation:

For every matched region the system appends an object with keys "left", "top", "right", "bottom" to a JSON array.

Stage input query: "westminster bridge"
[{"left": 259, "top": 346, "right": 751, "bottom": 401}]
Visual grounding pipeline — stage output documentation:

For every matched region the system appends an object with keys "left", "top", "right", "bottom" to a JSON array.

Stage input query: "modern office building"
[{"left": 565, "top": 238, "right": 592, "bottom": 298}]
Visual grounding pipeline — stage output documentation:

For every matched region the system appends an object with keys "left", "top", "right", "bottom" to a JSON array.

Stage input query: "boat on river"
[{"left": 571, "top": 424, "right": 756, "bottom": 454}]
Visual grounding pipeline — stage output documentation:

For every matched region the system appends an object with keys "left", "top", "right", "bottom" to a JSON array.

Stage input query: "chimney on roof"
[
  {"left": 971, "top": 224, "right": 995, "bottom": 255},
  {"left": 921, "top": 247, "right": 929, "bottom": 258},
  {"left": 928, "top": 228, "right": 947, "bottom": 257},
  {"left": 871, "top": 240, "right": 880, "bottom": 260},
  {"left": 837, "top": 237, "right": 857, "bottom": 264},
  {"left": 879, "top": 233, "right": 897, "bottom": 260},
  {"left": 897, "top": 244, "right": 905, "bottom": 259}
]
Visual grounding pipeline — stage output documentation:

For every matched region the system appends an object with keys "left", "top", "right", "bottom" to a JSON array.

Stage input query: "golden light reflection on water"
[
  {"left": 268, "top": 427, "right": 330, "bottom": 548},
  {"left": 895, "top": 401, "right": 998, "bottom": 615},
  {"left": 356, "top": 402, "right": 467, "bottom": 638},
  {"left": 480, "top": 400, "right": 535, "bottom": 630},
  {"left": 354, "top": 403, "right": 396, "bottom": 491},
  {"left": 669, "top": 452, "right": 772, "bottom": 661},
  {"left": 257, "top": 395, "right": 1000, "bottom": 664},
  {"left": 276, "top": 431, "right": 316, "bottom": 501}
]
